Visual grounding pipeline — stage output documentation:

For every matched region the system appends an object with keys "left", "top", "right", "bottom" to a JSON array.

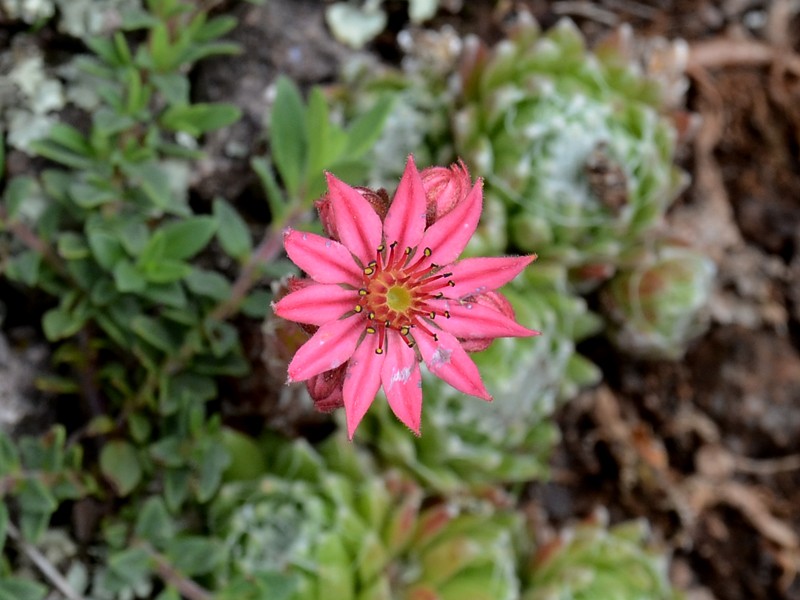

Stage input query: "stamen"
[
  {"left": 366, "top": 326, "right": 376, "bottom": 334},
  {"left": 359, "top": 289, "right": 368, "bottom": 296},
  {"left": 354, "top": 305, "right": 363, "bottom": 313},
  {"left": 368, "top": 311, "right": 375, "bottom": 320},
  {"left": 364, "top": 266, "right": 374, "bottom": 276},
  {"left": 423, "top": 247, "right": 432, "bottom": 257}
]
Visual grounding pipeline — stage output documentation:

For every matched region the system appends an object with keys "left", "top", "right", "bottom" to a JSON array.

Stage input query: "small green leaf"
[
  {"left": 185, "top": 268, "right": 232, "bottom": 300},
  {"left": 131, "top": 315, "right": 180, "bottom": 353},
  {"left": 151, "top": 73, "right": 189, "bottom": 105},
  {"left": 140, "top": 281, "right": 187, "bottom": 308},
  {"left": 0, "top": 578, "right": 47, "bottom": 600},
  {"left": 159, "top": 216, "right": 217, "bottom": 260},
  {"left": 270, "top": 76, "right": 307, "bottom": 197},
  {"left": 3, "top": 176, "right": 36, "bottom": 220},
  {"left": 141, "top": 259, "right": 192, "bottom": 283},
  {"left": 69, "top": 180, "right": 117, "bottom": 208},
  {"left": 135, "top": 497, "right": 174, "bottom": 547},
  {"left": 18, "top": 478, "right": 57, "bottom": 513},
  {"left": 42, "top": 302, "right": 85, "bottom": 341},
  {"left": 345, "top": 95, "right": 394, "bottom": 157},
  {"left": 213, "top": 198, "right": 252, "bottom": 260},
  {"left": 100, "top": 440, "right": 142, "bottom": 496},
  {"left": 150, "top": 21, "right": 173, "bottom": 71},
  {"left": 160, "top": 103, "right": 242, "bottom": 137},
  {"left": 5, "top": 250, "right": 41, "bottom": 287},
  {"left": 164, "top": 468, "right": 190, "bottom": 511},
  {"left": 29, "top": 139, "right": 94, "bottom": 170},
  {"left": 165, "top": 537, "right": 223, "bottom": 576},
  {"left": 240, "top": 289, "right": 271, "bottom": 318},
  {"left": 85, "top": 36, "right": 121, "bottom": 66},
  {"left": 195, "top": 15, "right": 238, "bottom": 41},
  {"left": 57, "top": 232, "right": 90, "bottom": 260},
  {"left": 0, "top": 430, "right": 21, "bottom": 475},
  {"left": 195, "top": 440, "right": 230, "bottom": 502},
  {"left": 251, "top": 157, "right": 286, "bottom": 221},
  {"left": 109, "top": 547, "right": 152, "bottom": 586},
  {"left": 46, "top": 123, "right": 92, "bottom": 156},
  {"left": 87, "top": 229, "right": 125, "bottom": 270},
  {"left": 122, "top": 161, "right": 173, "bottom": 211},
  {"left": 113, "top": 260, "right": 147, "bottom": 293}
]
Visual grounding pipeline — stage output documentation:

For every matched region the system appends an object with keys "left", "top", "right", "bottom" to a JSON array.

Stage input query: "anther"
[
  {"left": 366, "top": 327, "right": 376, "bottom": 334},
  {"left": 364, "top": 266, "right": 374, "bottom": 275},
  {"left": 429, "top": 311, "right": 436, "bottom": 319},
  {"left": 368, "top": 260, "right": 377, "bottom": 268},
  {"left": 384, "top": 320, "right": 391, "bottom": 328},
  {"left": 354, "top": 305, "right": 363, "bottom": 313},
  {"left": 407, "top": 341, "right": 415, "bottom": 348},
  {"left": 423, "top": 247, "right": 432, "bottom": 257},
  {"left": 405, "top": 247, "right": 413, "bottom": 255},
  {"left": 435, "top": 292, "right": 444, "bottom": 298},
  {"left": 375, "top": 347, "right": 384, "bottom": 355},
  {"left": 359, "top": 289, "right": 368, "bottom": 296},
  {"left": 433, "top": 334, "right": 439, "bottom": 341},
  {"left": 447, "top": 281, "right": 455, "bottom": 287},
  {"left": 377, "top": 244, "right": 385, "bottom": 252},
  {"left": 400, "top": 326, "right": 410, "bottom": 335},
  {"left": 368, "top": 311, "right": 375, "bottom": 320},
  {"left": 444, "top": 311, "right": 450, "bottom": 318}
]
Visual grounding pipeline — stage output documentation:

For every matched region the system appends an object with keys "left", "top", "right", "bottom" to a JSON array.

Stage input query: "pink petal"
[
  {"left": 429, "top": 298, "right": 539, "bottom": 339},
  {"left": 383, "top": 156, "right": 427, "bottom": 251},
  {"left": 446, "top": 255, "right": 537, "bottom": 300},
  {"left": 416, "top": 179, "right": 483, "bottom": 270},
  {"left": 284, "top": 228, "right": 362, "bottom": 287},
  {"left": 326, "top": 172, "right": 383, "bottom": 266},
  {"left": 273, "top": 284, "right": 358, "bottom": 326},
  {"left": 287, "top": 315, "right": 363, "bottom": 382},
  {"left": 415, "top": 328, "right": 492, "bottom": 401},
  {"left": 381, "top": 331, "right": 423, "bottom": 435},
  {"left": 343, "top": 336, "right": 386, "bottom": 439}
]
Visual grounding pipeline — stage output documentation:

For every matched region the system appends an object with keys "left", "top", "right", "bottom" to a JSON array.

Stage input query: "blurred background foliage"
[{"left": 0, "top": 0, "right": 705, "bottom": 598}]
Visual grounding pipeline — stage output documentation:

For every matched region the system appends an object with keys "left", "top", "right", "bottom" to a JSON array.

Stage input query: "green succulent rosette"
[
  {"left": 454, "top": 17, "right": 686, "bottom": 289},
  {"left": 600, "top": 244, "right": 716, "bottom": 359},
  {"left": 358, "top": 268, "right": 602, "bottom": 493},
  {"left": 523, "top": 516, "right": 681, "bottom": 600},
  {"left": 209, "top": 437, "right": 523, "bottom": 600}
]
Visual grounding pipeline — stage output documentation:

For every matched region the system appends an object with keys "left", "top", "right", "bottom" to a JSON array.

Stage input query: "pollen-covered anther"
[{"left": 354, "top": 305, "right": 363, "bottom": 313}]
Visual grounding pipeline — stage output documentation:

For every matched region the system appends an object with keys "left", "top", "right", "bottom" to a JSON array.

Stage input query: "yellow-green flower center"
[{"left": 386, "top": 285, "right": 412, "bottom": 313}]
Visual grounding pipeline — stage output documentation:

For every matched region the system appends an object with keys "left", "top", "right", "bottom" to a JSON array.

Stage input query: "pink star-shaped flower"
[{"left": 273, "top": 156, "right": 538, "bottom": 438}]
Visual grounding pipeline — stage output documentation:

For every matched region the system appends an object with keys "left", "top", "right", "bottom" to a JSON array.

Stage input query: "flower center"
[
  {"left": 355, "top": 243, "right": 454, "bottom": 354},
  {"left": 386, "top": 285, "right": 412, "bottom": 313}
]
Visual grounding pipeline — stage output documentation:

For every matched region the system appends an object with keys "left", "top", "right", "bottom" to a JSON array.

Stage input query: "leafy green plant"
[{"left": 0, "top": 0, "right": 392, "bottom": 596}]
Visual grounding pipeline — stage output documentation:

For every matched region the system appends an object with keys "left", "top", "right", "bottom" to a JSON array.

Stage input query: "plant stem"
[
  {"left": 7, "top": 522, "right": 84, "bottom": 600},
  {"left": 146, "top": 545, "right": 214, "bottom": 600}
]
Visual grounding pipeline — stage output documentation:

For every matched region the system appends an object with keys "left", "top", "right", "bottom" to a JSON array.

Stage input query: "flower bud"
[
  {"left": 419, "top": 159, "right": 472, "bottom": 226},
  {"left": 305, "top": 366, "right": 346, "bottom": 412}
]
